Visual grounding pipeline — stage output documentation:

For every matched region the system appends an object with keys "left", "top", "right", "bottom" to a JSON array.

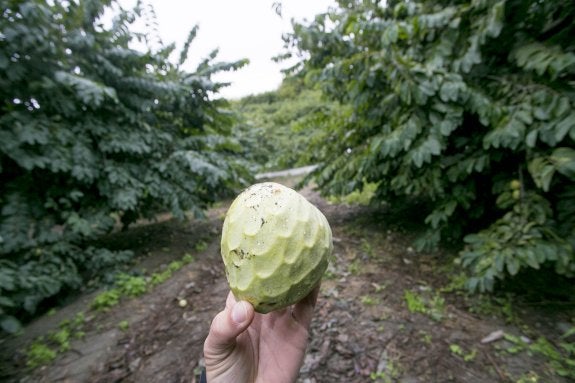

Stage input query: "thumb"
[{"left": 204, "top": 300, "right": 254, "bottom": 356}]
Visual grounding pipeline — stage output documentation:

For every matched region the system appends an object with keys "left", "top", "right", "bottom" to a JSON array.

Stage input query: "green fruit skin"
[
  {"left": 221, "top": 182, "right": 332, "bottom": 313},
  {"left": 510, "top": 179, "right": 521, "bottom": 190}
]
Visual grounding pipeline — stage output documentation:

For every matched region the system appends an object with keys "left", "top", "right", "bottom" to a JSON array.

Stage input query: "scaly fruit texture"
[{"left": 221, "top": 182, "right": 333, "bottom": 313}]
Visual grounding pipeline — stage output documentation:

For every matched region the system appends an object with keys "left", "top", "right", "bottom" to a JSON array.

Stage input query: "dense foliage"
[
  {"left": 0, "top": 0, "right": 249, "bottom": 332},
  {"left": 231, "top": 78, "right": 335, "bottom": 171},
  {"left": 284, "top": 0, "right": 575, "bottom": 291}
]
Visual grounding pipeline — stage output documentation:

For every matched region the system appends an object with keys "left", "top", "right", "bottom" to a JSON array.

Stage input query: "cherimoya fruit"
[{"left": 221, "top": 182, "right": 332, "bottom": 313}]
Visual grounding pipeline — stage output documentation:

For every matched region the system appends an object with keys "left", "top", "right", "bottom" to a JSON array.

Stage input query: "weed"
[
  {"left": 494, "top": 295, "right": 516, "bottom": 323},
  {"left": 167, "top": 261, "right": 183, "bottom": 273},
  {"left": 26, "top": 341, "right": 56, "bottom": 368},
  {"left": 361, "top": 295, "right": 378, "bottom": 306},
  {"left": 419, "top": 330, "right": 432, "bottom": 345},
  {"left": 370, "top": 359, "right": 401, "bottom": 382},
  {"left": 323, "top": 267, "right": 337, "bottom": 280},
  {"left": 49, "top": 328, "right": 71, "bottom": 352},
  {"left": 328, "top": 182, "right": 378, "bottom": 206},
  {"left": 361, "top": 238, "right": 375, "bottom": 258},
  {"left": 468, "top": 293, "right": 517, "bottom": 323},
  {"left": 428, "top": 294, "right": 446, "bottom": 321},
  {"left": 348, "top": 258, "right": 362, "bottom": 275},
  {"left": 404, "top": 290, "right": 426, "bottom": 314},
  {"left": 59, "top": 312, "right": 85, "bottom": 330},
  {"left": 91, "top": 289, "right": 121, "bottom": 311},
  {"left": 503, "top": 333, "right": 575, "bottom": 378},
  {"left": 182, "top": 253, "right": 195, "bottom": 263},
  {"left": 118, "top": 320, "right": 129, "bottom": 331},
  {"left": 194, "top": 241, "right": 209, "bottom": 252},
  {"left": 404, "top": 289, "right": 445, "bottom": 321},
  {"left": 150, "top": 270, "right": 172, "bottom": 286},
  {"left": 440, "top": 272, "right": 468, "bottom": 293},
  {"left": 449, "top": 343, "right": 477, "bottom": 362},
  {"left": 516, "top": 371, "right": 539, "bottom": 383},
  {"left": 531, "top": 337, "right": 575, "bottom": 378},
  {"left": 116, "top": 274, "right": 147, "bottom": 297},
  {"left": 372, "top": 283, "right": 387, "bottom": 293}
]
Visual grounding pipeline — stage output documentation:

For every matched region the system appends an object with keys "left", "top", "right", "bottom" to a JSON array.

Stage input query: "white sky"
[{"left": 115, "top": 1, "right": 335, "bottom": 99}]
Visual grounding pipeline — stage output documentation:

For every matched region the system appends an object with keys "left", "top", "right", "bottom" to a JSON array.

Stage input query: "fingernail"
[{"left": 231, "top": 302, "right": 247, "bottom": 324}]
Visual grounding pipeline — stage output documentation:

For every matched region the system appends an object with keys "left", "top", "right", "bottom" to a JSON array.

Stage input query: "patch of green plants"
[
  {"left": 116, "top": 274, "right": 148, "bottom": 297},
  {"left": 327, "top": 182, "right": 378, "bottom": 206},
  {"left": 348, "top": 258, "right": 362, "bottom": 275},
  {"left": 26, "top": 341, "right": 57, "bottom": 368},
  {"left": 449, "top": 343, "right": 477, "bottom": 362},
  {"left": 167, "top": 261, "right": 183, "bottom": 273},
  {"left": 24, "top": 252, "right": 197, "bottom": 369},
  {"left": 323, "top": 267, "right": 337, "bottom": 280},
  {"left": 150, "top": 270, "right": 173, "bottom": 286},
  {"left": 419, "top": 330, "right": 432, "bottom": 345},
  {"left": 49, "top": 328, "right": 71, "bottom": 352},
  {"left": 182, "top": 253, "right": 195, "bottom": 264},
  {"left": 118, "top": 320, "right": 129, "bottom": 332},
  {"left": 25, "top": 312, "right": 86, "bottom": 368},
  {"left": 91, "top": 289, "right": 121, "bottom": 311},
  {"left": 361, "top": 295, "right": 379, "bottom": 306},
  {"left": 372, "top": 283, "right": 387, "bottom": 293},
  {"left": 370, "top": 359, "right": 401, "bottom": 382},
  {"left": 515, "top": 371, "right": 540, "bottom": 383},
  {"left": 439, "top": 271, "right": 468, "bottom": 294},
  {"left": 360, "top": 238, "right": 376, "bottom": 259},
  {"left": 404, "top": 289, "right": 446, "bottom": 322},
  {"left": 468, "top": 293, "right": 518, "bottom": 324},
  {"left": 91, "top": 253, "right": 196, "bottom": 311},
  {"left": 194, "top": 241, "right": 209, "bottom": 252},
  {"left": 502, "top": 332, "right": 575, "bottom": 379}
]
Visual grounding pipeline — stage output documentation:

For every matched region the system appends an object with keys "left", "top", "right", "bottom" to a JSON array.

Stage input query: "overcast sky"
[{"left": 115, "top": 1, "right": 335, "bottom": 99}]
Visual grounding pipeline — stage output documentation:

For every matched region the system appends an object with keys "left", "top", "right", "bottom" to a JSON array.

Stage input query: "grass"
[
  {"left": 361, "top": 295, "right": 379, "bottom": 306},
  {"left": 404, "top": 288, "right": 446, "bottom": 322},
  {"left": 118, "top": 320, "right": 129, "bottom": 332},
  {"left": 327, "top": 182, "right": 378, "bottom": 206},
  {"left": 24, "top": 252, "right": 197, "bottom": 369},
  {"left": 26, "top": 342, "right": 57, "bottom": 368},
  {"left": 91, "top": 253, "right": 196, "bottom": 312},
  {"left": 449, "top": 344, "right": 477, "bottom": 362},
  {"left": 497, "top": 331, "right": 575, "bottom": 379},
  {"left": 25, "top": 312, "right": 86, "bottom": 368}
]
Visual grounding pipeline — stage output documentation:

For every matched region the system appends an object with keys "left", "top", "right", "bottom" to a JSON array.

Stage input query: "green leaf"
[
  {"left": 440, "top": 82, "right": 458, "bottom": 102},
  {"left": 551, "top": 148, "right": 575, "bottom": 179},
  {"left": 506, "top": 257, "right": 520, "bottom": 276},
  {"left": 486, "top": 1, "right": 505, "bottom": 37},
  {"left": 1, "top": 315, "right": 21, "bottom": 334},
  {"left": 528, "top": 157, "right": 556, "bottom": 192},
  {"left": 525, "top": 129, "right": 538, "bottom": 148},
  {"left": 555, "top": 113, "right": 575, "bottom": 142},
  {"left": 54, "top": 71, "right": 118, "bottom": 107}
]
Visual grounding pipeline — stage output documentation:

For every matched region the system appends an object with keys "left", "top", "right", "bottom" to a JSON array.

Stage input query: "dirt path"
[{"left": 1, "top": 178, "right": 573, "bottom": 382}]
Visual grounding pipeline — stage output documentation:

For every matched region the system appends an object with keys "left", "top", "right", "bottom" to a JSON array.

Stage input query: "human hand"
[{"left": 203, "top": 286, "right": 319, "bottom": 383}]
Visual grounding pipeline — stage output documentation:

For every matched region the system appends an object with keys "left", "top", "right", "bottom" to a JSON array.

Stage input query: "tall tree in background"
[
  {"left": 285, "top": 0, "right": 575, "bottom": 291},
  {"left": 0, "top": 0, "right": 249, "bottom": 332}
]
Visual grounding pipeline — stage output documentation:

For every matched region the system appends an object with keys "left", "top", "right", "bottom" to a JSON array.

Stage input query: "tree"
[
  {"left": 231, "top": 77, "right": 335, "bottom": 171},
  {"left": 284, "top": 0, "right": 575, "bottom": 291},
  {"left": 0, "top": 0, "right": 250, "bottom": 332}
]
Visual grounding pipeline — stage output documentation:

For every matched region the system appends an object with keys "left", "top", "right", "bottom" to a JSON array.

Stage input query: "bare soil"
[{"left": 1, "top": 177, "right": 573, "bottom": 383}]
